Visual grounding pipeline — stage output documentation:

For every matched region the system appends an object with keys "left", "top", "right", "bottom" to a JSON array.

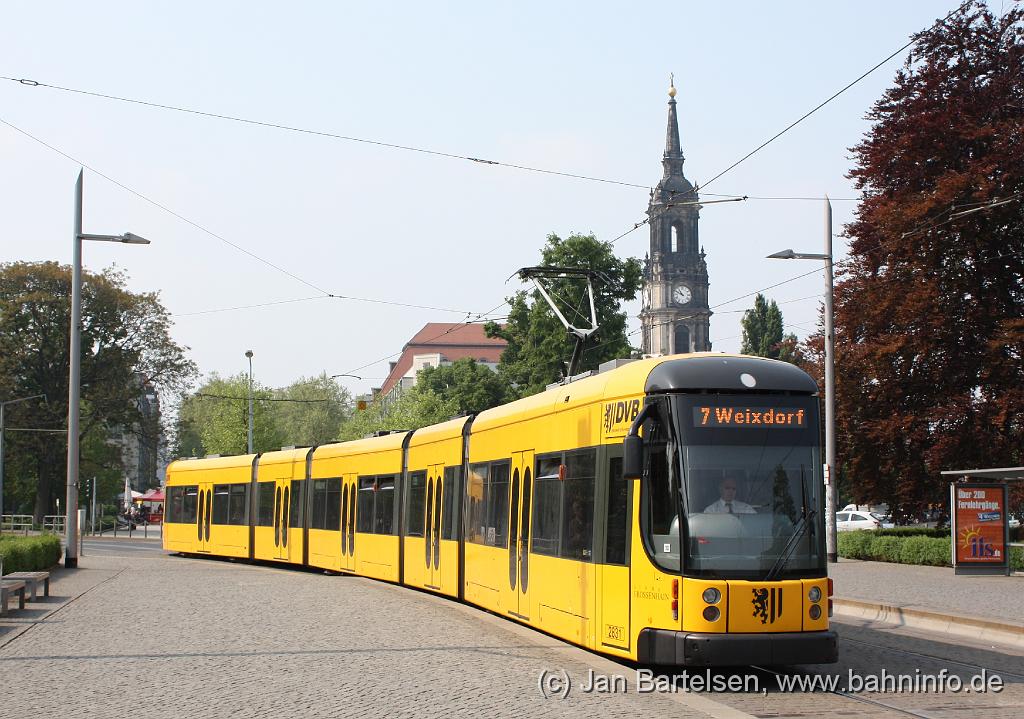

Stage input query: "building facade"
[
  {"left": 639, "top": 83, "right": 712, "bottom": 356},
  {"left": 374, "top": 323, "right": 507, "bottom": 409},
  {"left": 108, "top": 372, "right": 161, "bottom": 491}
]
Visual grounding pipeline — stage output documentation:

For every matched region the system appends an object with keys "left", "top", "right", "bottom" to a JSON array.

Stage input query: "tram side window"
[
  {"left": 257, "top": 481, "right": 275, "bottom": 527},
  {"left": 486, "top": 461, "right": 510, "bottom": 548},
  {"left": 228, "top": 484, "right": 248, "bottom": 525},
  {"left": 531, "top": 457, "right": 562, "bottom": 557},
  {"left": 168, "top": 487, "right": 186, "bottom": 523},
  {"left": 212, "top": 485, "right": 230, "bottom": 525},
  {"left": 357, "top": 477, "right": 376, "bottom": 533},
  {"left": 324, "top": 478, "right": 341, "bottom": 531},
  {"left": 605, "top": 457, "right": 630, "bottom": 565},
  {"left": 375, "top": 476, "right": 395, "bottom": 534},
  {"left": 310, "top": 479, "right": 327, "bottom": 529},
  {"left": 290, "top": 480, "right": 305, "bottom": 529},
  {"left": 407, "top": 471, "right": 426, "bottom": 537},
  {"left": 442, "top": 466, "right": 460, "bottom": 540},
  {"left": 182, "top": 487, "right": 199, "bottom": 524},
  {"left": 465, "top": 464, "right": 488, "bottom": 544},
  {"left": 561, "top": 449, "right": 596, "bottom": 561}
]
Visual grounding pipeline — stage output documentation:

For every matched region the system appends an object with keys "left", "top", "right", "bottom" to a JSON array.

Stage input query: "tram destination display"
[{"left": 693, "top": 406, "right": 807, "bottom": 429}]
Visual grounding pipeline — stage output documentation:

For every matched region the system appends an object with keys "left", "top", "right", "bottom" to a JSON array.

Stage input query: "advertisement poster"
[{"left": 951, "top": 483, "right": 1009, "bottom": 575}]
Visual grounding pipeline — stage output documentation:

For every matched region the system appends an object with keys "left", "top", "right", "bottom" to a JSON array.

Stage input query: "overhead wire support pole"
[{"left": 517, "top": 266, "right": 608, "bottom": 380}]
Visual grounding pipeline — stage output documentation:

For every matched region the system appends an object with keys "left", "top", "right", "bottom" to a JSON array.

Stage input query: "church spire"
[{"left": 662, "top": 75, "right": 685, "bottom": 181}]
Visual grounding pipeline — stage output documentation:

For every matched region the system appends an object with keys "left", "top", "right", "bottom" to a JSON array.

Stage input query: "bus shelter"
[{"left": 941, "top": 467, "right": 1023, "bottom": 576}]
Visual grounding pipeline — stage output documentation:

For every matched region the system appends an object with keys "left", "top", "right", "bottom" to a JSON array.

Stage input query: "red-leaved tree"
[{"left": 828, "top": 2, "right": 1023, "bottom": 520}]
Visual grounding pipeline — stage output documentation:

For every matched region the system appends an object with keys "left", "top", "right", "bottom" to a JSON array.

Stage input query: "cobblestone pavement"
[
  {"left": 0, "top": 548, "right": 730, "bottom": 719},
  {"left": 830, "top": 558, "right": 1024, "bottom": 623}
]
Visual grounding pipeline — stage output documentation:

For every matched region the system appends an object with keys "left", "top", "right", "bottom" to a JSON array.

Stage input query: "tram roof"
[{"left": 167, "top": 453, "right": 257, "bottom": 473}]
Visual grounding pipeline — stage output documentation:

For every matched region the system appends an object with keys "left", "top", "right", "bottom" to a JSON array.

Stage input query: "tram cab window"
[
  {"left": 256, "top": 481, "right": 275, "bottom": 526},
  {"left": 640, "top": 403, "right": 681, "bottom": 572},
  {"left": 407, "top": 471, "right": 426, "bottom": 537}
]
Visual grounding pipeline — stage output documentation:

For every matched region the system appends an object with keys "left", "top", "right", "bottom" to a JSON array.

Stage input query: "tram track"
[
  {"left": 751, "top": 664, "right": 943, "bottom": 719},
  {"left": 837, "top": 633, "right": 1024, "bottom": 682}
]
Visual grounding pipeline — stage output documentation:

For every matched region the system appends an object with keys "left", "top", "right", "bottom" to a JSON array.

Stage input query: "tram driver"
[{"left": 703, "top": 476, "right": 755, "bottom": 514}]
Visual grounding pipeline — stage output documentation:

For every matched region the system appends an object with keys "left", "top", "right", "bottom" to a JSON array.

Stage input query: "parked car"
[
  {"left": 871, "top": 512, "right": 895, "bottom": 529},
  {"left": 1009, "top": 516, "right": 1021, "bottom": 530},
  {"left": 836, "top": 510, "right": 882, "bottom": 531}
]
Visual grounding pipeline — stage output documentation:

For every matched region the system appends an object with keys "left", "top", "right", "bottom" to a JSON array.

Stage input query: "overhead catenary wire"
[{"left": 0, "top": 116, "right": 506, "bottom": 320}]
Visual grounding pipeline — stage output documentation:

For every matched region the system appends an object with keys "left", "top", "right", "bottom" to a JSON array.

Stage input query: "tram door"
[
  {"left": 424, "top": 464, "right": 445, "bottom": 589},
  {"left": 509, "top": 450, "right": 535, "bottom": 619},
  {"left": 196, "top": 482, "right": 212, "bottom": 552},
  {"left": 273, "top": 479, "right": 292, "bottom": 561},
  {"left": 339, "top": 474, "right": 357, "bottom": 572}
]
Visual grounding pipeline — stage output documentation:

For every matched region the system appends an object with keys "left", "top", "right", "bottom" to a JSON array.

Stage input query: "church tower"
[{"left": 639, "top": 81, "right": 712, "bottom": 355}]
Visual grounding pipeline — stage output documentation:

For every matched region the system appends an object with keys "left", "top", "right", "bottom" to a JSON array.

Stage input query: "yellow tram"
[{"left": 164, "top": 354, "right": 837, "bottom": 666}]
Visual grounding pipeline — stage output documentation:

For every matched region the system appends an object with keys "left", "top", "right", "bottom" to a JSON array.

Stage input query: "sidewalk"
[{"left": 830, "top": 558, "right": 1024, "bottom": 645}]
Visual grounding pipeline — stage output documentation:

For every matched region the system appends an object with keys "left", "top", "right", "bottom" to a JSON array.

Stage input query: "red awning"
[{"left": 135, "top": 488, "right": 165, "bottom": 503}]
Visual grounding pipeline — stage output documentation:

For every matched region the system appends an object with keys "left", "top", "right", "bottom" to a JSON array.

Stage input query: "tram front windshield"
[{"left": 644, "top": 394, "right": 825, "bottom": 579}]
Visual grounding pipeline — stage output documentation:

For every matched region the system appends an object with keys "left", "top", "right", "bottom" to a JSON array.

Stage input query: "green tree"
[
  {"left": 0, "top": 261, "right": 195, "bottom": 522},
  {"left": 485, "top": 232, "right": 642, "bottom": 396},
  {"left": 823, "top": 2, "right": 1023, "bottom": 518},
  {"left": 274, "top": 374, "right": 352, "bottom": 446},
  {"left": 417, "top": 359, "right": 512, "bottom": 415},
  {"left": 740, "top": 293, "right": 796, "bottom": 360},
  {"left": 338, "top": 386, "right": 457, "bottom": 441},
  {"left": 175, "top": 374, "right": 282, "bottom": 456}
]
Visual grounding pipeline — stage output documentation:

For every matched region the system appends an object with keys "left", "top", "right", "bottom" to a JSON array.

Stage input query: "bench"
[
  {"left": 0, "top": 579, "right": 26, "bottom": 616},
  {"left": 3, "top": 571, "right": 50, "bottom": 601}
]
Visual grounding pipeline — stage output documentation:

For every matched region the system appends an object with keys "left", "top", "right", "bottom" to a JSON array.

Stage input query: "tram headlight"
[
  {"left": 808, "top": 586, "right": 822, "bottom": 603},
  {"left": 702, "top": 606, "right": 721, "bottom": 622},
  {"left": 701, "top": 587, "right": 721, "bottom": 605},
  {"left": 809, "top": 604, "right": 822, "bottom": 620}
]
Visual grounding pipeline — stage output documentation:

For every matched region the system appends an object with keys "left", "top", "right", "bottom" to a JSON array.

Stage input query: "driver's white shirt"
[{"left": 703, "top": 498, "right": 755, "bottom": 514}]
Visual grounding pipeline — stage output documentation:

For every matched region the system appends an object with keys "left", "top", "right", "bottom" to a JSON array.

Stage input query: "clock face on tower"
[{"left": 673, "top": 284, "right": 692, "bottom": 305}]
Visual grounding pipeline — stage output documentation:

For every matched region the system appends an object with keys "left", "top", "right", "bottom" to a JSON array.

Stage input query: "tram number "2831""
[{"left": 604, "top": 624, "right": 625, "bottom": 641}]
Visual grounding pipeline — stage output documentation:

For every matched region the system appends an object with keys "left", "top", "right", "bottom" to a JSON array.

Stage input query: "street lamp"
[
  {"left": 767, "top": 197, "right": 838, "bottom": 563},
  {"left": 66, "top": 169, "right": 150, "bottom": 568},
  {"left": 0, "top": 393, "right": 46, "bottom": 529},
  {"left": 246, "top": 350, "right": 254, "bottom": 454},
  {"left": 329, "top": 374, "right": 362, "bottom": 381}
]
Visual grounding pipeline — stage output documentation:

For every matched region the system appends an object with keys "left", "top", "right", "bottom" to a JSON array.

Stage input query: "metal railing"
[
  {"left": 0, "top": 514, "right": 33, "bottom": 535},
  {"left": 42, "top": 515, "right": 66, "bottom": 534}
]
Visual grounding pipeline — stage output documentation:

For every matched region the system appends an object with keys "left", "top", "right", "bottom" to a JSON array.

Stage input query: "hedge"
[
  {"left": 0, "top": 534, "right": 62, "bottom": 573},
  {"left": 838, "top": 531, "right": 1024, "bottom": 571}
]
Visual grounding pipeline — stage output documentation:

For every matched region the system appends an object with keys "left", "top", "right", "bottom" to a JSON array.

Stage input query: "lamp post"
[
  {"left": 66, "top": 169, "right": 150, "bottom": 568},
  {"left": 767, "top": 197, "right": 837, "bottom": 563},
  {"left": 328, "top": 374, "right": 362, "bottom": 381},
  {"left": 246, "top": 350, "right": 254, "bottom": 454},
  {"left": 0, "top": 393, "right": 46, "bottom": 529}
]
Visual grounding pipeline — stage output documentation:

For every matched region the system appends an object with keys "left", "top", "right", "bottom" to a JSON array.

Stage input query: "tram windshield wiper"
[{"left": 764, "top": 464, "right": 814, "bottom": 582}]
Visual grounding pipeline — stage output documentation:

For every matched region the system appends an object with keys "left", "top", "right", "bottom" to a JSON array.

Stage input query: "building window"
[
  {"left": 674, "top": 324, "right": 690, "bottom": 354},
  {"left": 671, "top": 225, "right": 679, "bottom": 253}
]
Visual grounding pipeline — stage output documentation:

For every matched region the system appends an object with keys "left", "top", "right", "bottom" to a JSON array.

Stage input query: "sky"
[{"left": 0, "top": 1, "right": 965, "bottom": 401}]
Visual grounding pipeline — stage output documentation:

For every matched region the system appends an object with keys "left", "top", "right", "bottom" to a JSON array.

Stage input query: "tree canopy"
[
  {"left": 740, "top": 293, "right": 798, "bottom": 360},
  {"left": 175, "top": 373, "right": 352, "bottom": 456},
  {"left": 485, "top": 232, "right": 642, "bottom": 396},
  {"left": 417, "top": 358, "right": 513, "bottom": 415},
  {"left": 828, "top": 2, "right": 1023, "bottom": 518},
  {"left": 0, "top": 261, "right": 195, "bottom": 521}
]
